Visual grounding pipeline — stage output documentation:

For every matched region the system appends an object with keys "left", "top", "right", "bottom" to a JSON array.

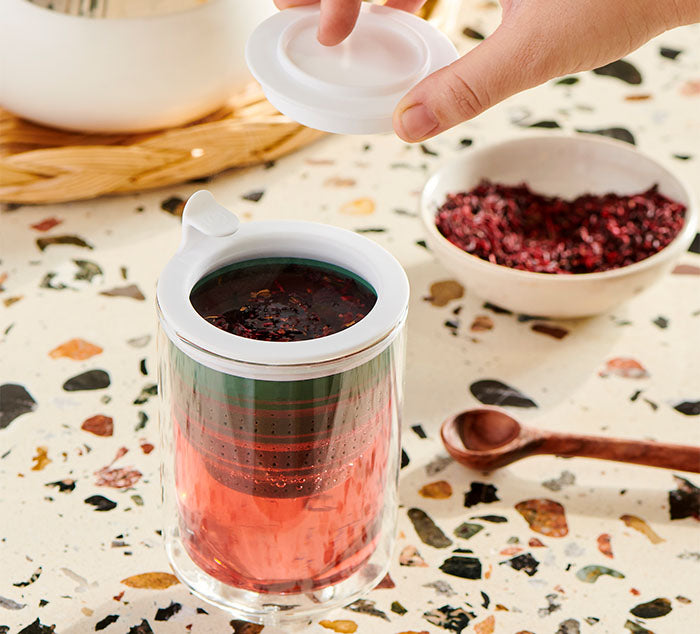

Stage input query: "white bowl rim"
[{"left": 420, "top": 132, "right": 699, "bottom": 282}]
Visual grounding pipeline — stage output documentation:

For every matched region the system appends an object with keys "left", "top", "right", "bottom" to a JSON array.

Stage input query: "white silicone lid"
[{"left": 246, "top": 3, "right": 458, "bottom": 134}]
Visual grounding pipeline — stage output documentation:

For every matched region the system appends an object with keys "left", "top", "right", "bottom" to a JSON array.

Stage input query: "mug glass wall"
[{"left": 158, "top": 306, "right": 405, "bottom": 623}]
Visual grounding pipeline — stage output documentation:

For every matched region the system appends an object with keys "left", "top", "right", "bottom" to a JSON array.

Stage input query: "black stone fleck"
[
  {"left": 674, "top": 400, "right": 700, "bottom": 416},
  {"left": 133, "top": 383, "right": 158, "bottom": 404},
  {"left": 470, "top": 379, "right": 537, "bottom": 408},
  {"left": 355, "top": 227, "right": 387, "bottom": 233},
  {"left": 17, "top": 620, "right": 55, "bottom": 634},
  {"left": 471, "top": 514, "right": 507, "bottom": 523},
  {"left": 454, "top": 522, "right": 483, "bottom": 540},
  {"left": 424, "top": 604, "right": 475, "bottom": 633},
  {"left": 415, "top": 239, "right": 428, "bottom": 249},
  {"left": 63, "top": 370, "right": 110, "bottom": 392},
  {"left": 462, "top": 27, "right": 484, "bottom": 39},
  {"left": 556, "top": 76, "right": 579, "bottom": 85},
  {"left": 135, "top": 411, "right": 149, "bottom": 431},
  {"left": 411, "top": 424, "right": 427, "bottom": 439},
  {"left": 528, "top": 120, "right": 561, "bottom": 129},
  {"left": 345, "top": 599, "right": 389, "bottom": 621},
  {"left": 95, "top": 615, "right": 119, "bottom": 631},
  {"left": 84, "top": 495, "right": 117, "bottom": 511},
  {"left": 630, "top": 389, "right": 642, "bottom": 402},
  {"left": 660, "top": 47, "right": 682, "bottom": 60},
  {"left": 673, "top": 154, "right": 692, "bottom": 161},
  {"left": 73, "top": 259, "right": 103, "bottom": 282},
  {"left": 576, "top": 127, "right": 636, "bottom": 145},
  {"left": 127, "top": 620, "right": 153, "bottom": 634},
  {"left": 556, "top": 619, "right": 581, "bottom": 634},
  {"left": 501, "top": 552, "right": 539, "bottom": 576},
  {"left": 652, "top": 316, "right": 669, "bottom": 329},
  {"left": 39, "top": 272, "right": 69, "bottom": 290},
  {"left": 393, "top": 208, "right": 417, "bottom": 217},
  {"left": 669, "top": 476, "right": 700, "bottom": 520},
  {"left": 391, "top": 601, "right": 408, "bottom": 615},
  {"left": 644, "top": 398, "right": 658, "bottom": 411},
  {"left": 242, "top": 190, "right": 265, "bottom": 202},
  {"left": 408, "top": 508, "right": 453, "bottom": 548},
  {"left": 160, "top": 196, "right": 185, "bottom": 215},
  {"left": 593, "top": 59, "right": 642, "bottom": 84},
  {"left": 459, "top": 138, "right": 473, "bottom": 148},
  {"left": 480, "top": 591, "right": 490, "bottom": 608},
  {"left": 439, "top": 556, "right": 482, "bottom": 579},
  {"left": 630, "top": 597, "right": 672, "bottom": 618},
  {"left": 483, "top": 302, "right": 512, "bottom": 315},
  {"left": 139, "top": 359, "right": 148, "bottom": 376},
  {"left": 13, "top": 567, "right": 42, "bottom": 587},
  {"left": 36, "top": 235, "right": 93, "bottom": 252},
  {"left": 688, "top": 233, "right": 700, "bottom": 254},
  {"left": 0, "top": 384, "right": 37, "bottom": 429},
  {"left": 196, "top": 608, "right": 209, "bottom": 614},
  {"left": 420, "top": 143, "right": 439, "bottom": 156},
  {"left": 624, "top": 620, "right": 653, "bottom": 634},
  {"left": 155, "top": 602, "right": 182, "bottom": 621},
  {"left": 401, "top": 448, "right": 410, "bottom": 469},
  {"left": 464, "top": 482, "right": 500, "bottom": 507}
]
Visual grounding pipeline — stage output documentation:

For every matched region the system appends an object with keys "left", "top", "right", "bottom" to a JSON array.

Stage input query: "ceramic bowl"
[
  {"left": 420, "top": 134, "right": 698, "bottom": 318},
  {"left": 0, "top": 0, "right": 276, "bottom": 133}
]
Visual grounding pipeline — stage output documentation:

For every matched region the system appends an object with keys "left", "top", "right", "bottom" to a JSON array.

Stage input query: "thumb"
[{"left": 393, "top": 26, "right": 546, "bottom": 141}]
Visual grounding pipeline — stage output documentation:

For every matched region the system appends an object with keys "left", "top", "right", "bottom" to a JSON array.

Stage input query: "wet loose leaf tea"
[
  {"left": 435, "top": 181, "right": 684, "bottom": 273},
  {"left": 191, "top": 259, "right": 376, "bottom": 342}
]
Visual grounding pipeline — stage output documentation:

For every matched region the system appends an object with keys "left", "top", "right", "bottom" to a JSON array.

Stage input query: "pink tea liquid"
[{"left": 173, "top": 259, "right": 392, "bottom": 593}]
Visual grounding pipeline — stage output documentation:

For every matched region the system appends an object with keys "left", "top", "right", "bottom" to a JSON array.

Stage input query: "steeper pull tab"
[{"left": 178, "top": 190, "right": 240, "bottom": 252}]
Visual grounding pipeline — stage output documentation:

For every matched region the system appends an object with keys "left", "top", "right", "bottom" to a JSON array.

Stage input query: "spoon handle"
[{"left": 538, "top": 433, "right": 700, "bottom": 473}]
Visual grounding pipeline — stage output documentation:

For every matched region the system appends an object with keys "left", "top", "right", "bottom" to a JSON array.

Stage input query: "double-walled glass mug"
[{"left": 157, "top": 192, "right": 409, "bottom": 624}]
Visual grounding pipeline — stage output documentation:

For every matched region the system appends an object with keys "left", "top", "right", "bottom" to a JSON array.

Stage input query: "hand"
[{"left": 275, "top": 0, "right": 699, "bottom": 142}]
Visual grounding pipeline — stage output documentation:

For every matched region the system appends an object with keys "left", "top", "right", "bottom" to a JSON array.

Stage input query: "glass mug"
[{"left": 157, "top": 192, "right": 408, "bottom": 624}]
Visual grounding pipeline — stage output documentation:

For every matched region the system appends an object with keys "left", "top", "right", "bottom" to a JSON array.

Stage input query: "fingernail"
[{"left": 399, "top": 103, "right": 438, "bottom": 141}]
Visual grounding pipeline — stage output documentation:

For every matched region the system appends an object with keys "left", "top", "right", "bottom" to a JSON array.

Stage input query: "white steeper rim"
[{"left": 157, "top": 191, "right": 410, "bottom": 380}]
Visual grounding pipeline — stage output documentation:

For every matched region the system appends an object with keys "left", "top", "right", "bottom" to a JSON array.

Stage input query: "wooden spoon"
[{"left": 441, "top": 407, "right": 700, "bottom": 472}]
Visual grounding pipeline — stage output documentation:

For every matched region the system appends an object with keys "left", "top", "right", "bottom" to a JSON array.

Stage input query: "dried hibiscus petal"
[{"left": 435, "top": 180, "right": 686, "bottom": 274}]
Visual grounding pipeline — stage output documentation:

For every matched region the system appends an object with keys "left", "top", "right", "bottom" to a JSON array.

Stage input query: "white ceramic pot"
[
  {"left": 420, "top": 134, "right": 699, "bottom": 318},
  {"left": 0, "top": 0, "right": 276, "bottom": 132}
]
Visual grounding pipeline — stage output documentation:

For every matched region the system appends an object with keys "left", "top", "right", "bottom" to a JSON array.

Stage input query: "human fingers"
[{"left": 316, "top": 0, "right": 363, "bottom": 46}]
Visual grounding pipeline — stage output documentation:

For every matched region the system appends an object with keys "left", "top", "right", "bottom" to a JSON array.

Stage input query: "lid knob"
[{"left": 178, "top": 190, "right": 240, "bottom": 252}]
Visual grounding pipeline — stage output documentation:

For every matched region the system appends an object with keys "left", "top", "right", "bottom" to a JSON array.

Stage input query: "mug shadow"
[{"left": 57, "top": 588, "right": 306, "bottom": 634}]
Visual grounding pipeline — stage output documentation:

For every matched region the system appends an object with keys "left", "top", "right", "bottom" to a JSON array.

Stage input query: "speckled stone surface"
[{"left": 1, "top": 3, "right": 700, "bottom": 633}]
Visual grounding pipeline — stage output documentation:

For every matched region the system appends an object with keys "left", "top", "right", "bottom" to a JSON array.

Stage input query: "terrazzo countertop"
[{"left": 1, "top": 3, "right": 700, "bottom": 633}]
